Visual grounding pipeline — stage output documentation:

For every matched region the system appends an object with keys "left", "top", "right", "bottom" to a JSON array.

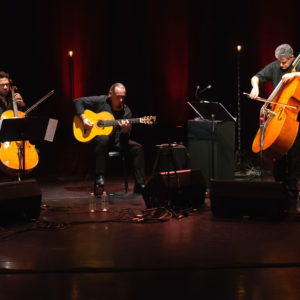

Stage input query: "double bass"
[
  {"left": 0, "top": 86, "right": 39, "bottom": 176},
  {"left": 250, "top": 54, "right": 300, "bottom": 159}
]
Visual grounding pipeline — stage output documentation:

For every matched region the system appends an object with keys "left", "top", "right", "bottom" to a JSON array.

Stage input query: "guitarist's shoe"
[{"left": 94, "top": 175, "right": 105, "bottom": 197}]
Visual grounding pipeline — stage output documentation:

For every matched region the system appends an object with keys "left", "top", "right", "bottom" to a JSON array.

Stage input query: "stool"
[
  {"left": 94, "top": 151, "right": 129, "bottom": 197},
  {"left": 108, "top": 151, "right": 128, "bottom": 193}
]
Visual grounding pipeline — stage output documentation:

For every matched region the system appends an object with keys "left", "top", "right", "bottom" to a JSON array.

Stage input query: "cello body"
[
  {"left": 0, "top": 104, "right": 39, "bottom": 175},
  {"left": 252, "top": 77, "right": 300, "bottom": 159}
]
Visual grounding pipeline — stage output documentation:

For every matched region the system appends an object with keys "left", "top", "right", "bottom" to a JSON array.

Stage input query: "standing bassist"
[{"left": 249, "top": 44, "right": 300, "bottom": 215}]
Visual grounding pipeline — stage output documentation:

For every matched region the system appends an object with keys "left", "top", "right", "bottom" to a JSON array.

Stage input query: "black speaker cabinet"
[
  {"left": 143, "top": 169, "right": 206, "bottom": 208},
  {"left": 210, "top": 179, "right": 289, "bottom": 219},
  {"left": 0, "top": 179, "right": 42, "bottom": 222}
]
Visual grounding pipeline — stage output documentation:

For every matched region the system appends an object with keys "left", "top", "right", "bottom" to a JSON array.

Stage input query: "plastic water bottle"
[
  {"left": 101, "top": 191, "right": 109, "bottom": 212},
  {"left": 89, "top": 196, "right": 96, "bottom": 213}
]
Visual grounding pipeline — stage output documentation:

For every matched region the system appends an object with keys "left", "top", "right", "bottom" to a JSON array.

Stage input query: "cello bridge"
[{"left": 265, "top": 109, "right": 276, "bottom": 118}]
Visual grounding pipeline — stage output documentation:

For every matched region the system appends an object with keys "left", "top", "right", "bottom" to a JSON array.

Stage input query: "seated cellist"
[
  {"left": 0, "top": 71, "right": 25, "bottom": 114},
  {"left": 249, "top": 44, "right": 300, "bottom": 212}
]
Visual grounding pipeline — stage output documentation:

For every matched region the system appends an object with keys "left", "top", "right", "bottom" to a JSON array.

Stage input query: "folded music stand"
[{"left": 0, "top": 117, "right": 58, "bottom": 179}]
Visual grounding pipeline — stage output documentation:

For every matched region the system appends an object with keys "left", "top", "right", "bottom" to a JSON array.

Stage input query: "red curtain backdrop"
[
  {"left": 52, "top": 1, "right": 105, "bottom": 101},
  {"left": 147, "top": 1, "right": 189, "bottom": 126}
]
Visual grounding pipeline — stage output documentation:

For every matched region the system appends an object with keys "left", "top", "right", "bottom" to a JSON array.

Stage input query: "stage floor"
[{"left": 1, "top": 176, "right": 300, "bottom": 300}]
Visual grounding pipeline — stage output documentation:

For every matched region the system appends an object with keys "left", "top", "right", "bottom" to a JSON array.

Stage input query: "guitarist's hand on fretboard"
[{"left": 118, "top": 119, "right": 131, "bottom": 134}]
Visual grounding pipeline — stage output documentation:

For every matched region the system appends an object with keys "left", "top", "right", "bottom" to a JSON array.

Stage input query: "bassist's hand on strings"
[{"left": 282, "top": 72, "right": 300, "bottom": 84}]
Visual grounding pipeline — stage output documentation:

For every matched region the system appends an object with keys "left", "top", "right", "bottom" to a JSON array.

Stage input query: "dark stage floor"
[{"left": 1, "top": 175, "right": 300, "bottom": 300}]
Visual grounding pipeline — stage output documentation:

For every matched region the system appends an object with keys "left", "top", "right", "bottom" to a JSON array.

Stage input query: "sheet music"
[{"left": 44, "top": 118, "right": 58, "bottom": 142}]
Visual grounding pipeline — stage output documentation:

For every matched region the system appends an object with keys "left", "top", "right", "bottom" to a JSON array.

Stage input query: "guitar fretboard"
[{"left": 97, "top": 118, "right": 142, "bottom": 127}]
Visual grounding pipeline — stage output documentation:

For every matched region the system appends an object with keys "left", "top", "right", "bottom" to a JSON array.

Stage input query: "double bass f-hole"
[{"left": 277, "top": 107, "right": 284, "bottom": 121}]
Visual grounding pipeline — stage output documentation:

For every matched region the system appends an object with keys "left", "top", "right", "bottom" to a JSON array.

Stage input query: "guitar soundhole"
[{"left": 97, "top": 120, "right": 104, "bottom": 128}]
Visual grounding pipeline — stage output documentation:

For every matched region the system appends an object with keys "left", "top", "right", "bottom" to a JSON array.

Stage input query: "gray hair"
[
  {"left": 109, "top": 82, "right": 126, "bottom": 95},
  {"left": 275, "top": 44, "right": 293, "bottom": 59}
]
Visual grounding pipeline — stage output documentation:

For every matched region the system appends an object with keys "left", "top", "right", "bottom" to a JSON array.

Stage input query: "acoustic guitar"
[{"left": 73, "top": 110, "right": 156, "bottom": 143}]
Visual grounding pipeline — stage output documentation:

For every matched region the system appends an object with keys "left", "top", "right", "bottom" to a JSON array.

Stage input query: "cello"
[
  {"left": 251, "top": 54, "right": 300, "bottom": 159},
  {"left": 0, "top": 85, "right": 39, "bottom": 176}
]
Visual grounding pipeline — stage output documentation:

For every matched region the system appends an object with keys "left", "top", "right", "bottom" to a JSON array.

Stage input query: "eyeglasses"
[{"left": 0, "top": 83, "right": 10, "bottom": 88}]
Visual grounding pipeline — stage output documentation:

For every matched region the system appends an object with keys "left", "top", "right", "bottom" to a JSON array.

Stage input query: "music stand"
[
  {"left": 188, "top": 101, "right": 237, "bottom": 122},
  {"left": 0, "top": 117, "right": 57, "bottom": 179},
  {"left": 187, "top": 101, "right": 236, "bottom": 179}
]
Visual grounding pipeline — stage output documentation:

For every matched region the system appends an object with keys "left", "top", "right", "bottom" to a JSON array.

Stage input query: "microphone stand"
[
  {"left": 167, "top": 140, "right": 179, "bottom": 186},
  {"left": 211, "top": 114, "right": 215, "bottom": 179}
]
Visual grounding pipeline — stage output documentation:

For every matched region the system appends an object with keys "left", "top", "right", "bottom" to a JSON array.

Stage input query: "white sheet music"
[{"left": 44, "top": 118, "right": 58, "bottom": 142}]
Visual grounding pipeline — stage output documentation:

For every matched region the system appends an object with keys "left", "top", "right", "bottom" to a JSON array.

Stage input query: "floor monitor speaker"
[
  {"left": 0, "top": 179, "right": 41, "bottom": 222},
  {"left": 210, "top": 179, "right": 289, "bottom": 219},
  {"left": 143, "top": 169, "right": 206, "bottom": 208}
]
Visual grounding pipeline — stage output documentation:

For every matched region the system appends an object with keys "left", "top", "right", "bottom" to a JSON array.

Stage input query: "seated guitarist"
[{"left": 74, "top": 82, "right": 145, "bottom": 193}]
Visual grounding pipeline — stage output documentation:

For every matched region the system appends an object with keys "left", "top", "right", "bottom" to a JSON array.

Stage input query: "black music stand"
[
  {"left": 188, "top": 101, "right": 236, "bottom": 179},
  {"left": 0, "top": 117, "right": 56, "bottom": 179},
  {"left": 188, "top": 101, "right": 236, "bottom": 122}
]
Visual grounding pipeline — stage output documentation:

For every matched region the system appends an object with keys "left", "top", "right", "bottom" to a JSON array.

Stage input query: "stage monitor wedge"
[
  {"left": 210, "top": 179, "right": 289, "bottom": 220},
  {"left": 0, "top": 179, "right": 42, "bottom": 223},
  {"left": 143, "top": 169, "right": 206, "bottom": 209}
]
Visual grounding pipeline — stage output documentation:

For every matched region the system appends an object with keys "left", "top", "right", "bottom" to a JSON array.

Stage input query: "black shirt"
[{"left": 256, "top": 59, "right": 300, "bottom": 89}]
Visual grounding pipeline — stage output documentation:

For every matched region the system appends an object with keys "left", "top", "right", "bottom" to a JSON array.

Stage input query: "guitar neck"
[{"left": 98, "top": 118, "right": 142, "bottom": 127}]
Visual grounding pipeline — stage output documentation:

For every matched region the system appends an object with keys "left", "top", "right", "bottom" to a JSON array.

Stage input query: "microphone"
[
  {"left": 198, "top": 84, "right": 212, "bottom": 95},
  {"left": 195, "top": 85, "right": 200, "bottom": 97},
  {"left": 195, "top": 84, "right": 212, "bottom": 99}
]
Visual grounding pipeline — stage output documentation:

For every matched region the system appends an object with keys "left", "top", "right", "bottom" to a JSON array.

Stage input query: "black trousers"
[
  {"left": 273, "top": 131, "right": 300, "bottom": 191},
  {"left": 94, "top": 135, "right": 145, "bottom": 185}
]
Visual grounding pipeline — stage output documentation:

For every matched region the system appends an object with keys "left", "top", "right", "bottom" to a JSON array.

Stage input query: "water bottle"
[
  {"left": 89, "top": 196, "right": 96, "bottom": 213},
  {"left": 101, "top": 191, "right": 109, "bottom": 212}
]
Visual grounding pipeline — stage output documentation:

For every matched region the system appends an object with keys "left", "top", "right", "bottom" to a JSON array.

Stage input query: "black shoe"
[
  {"left": 95, "top": 174, "right": 105, "bottom": 188},
  {"left": 134, "top": 184, "right": 145, "bottom": 194}
]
